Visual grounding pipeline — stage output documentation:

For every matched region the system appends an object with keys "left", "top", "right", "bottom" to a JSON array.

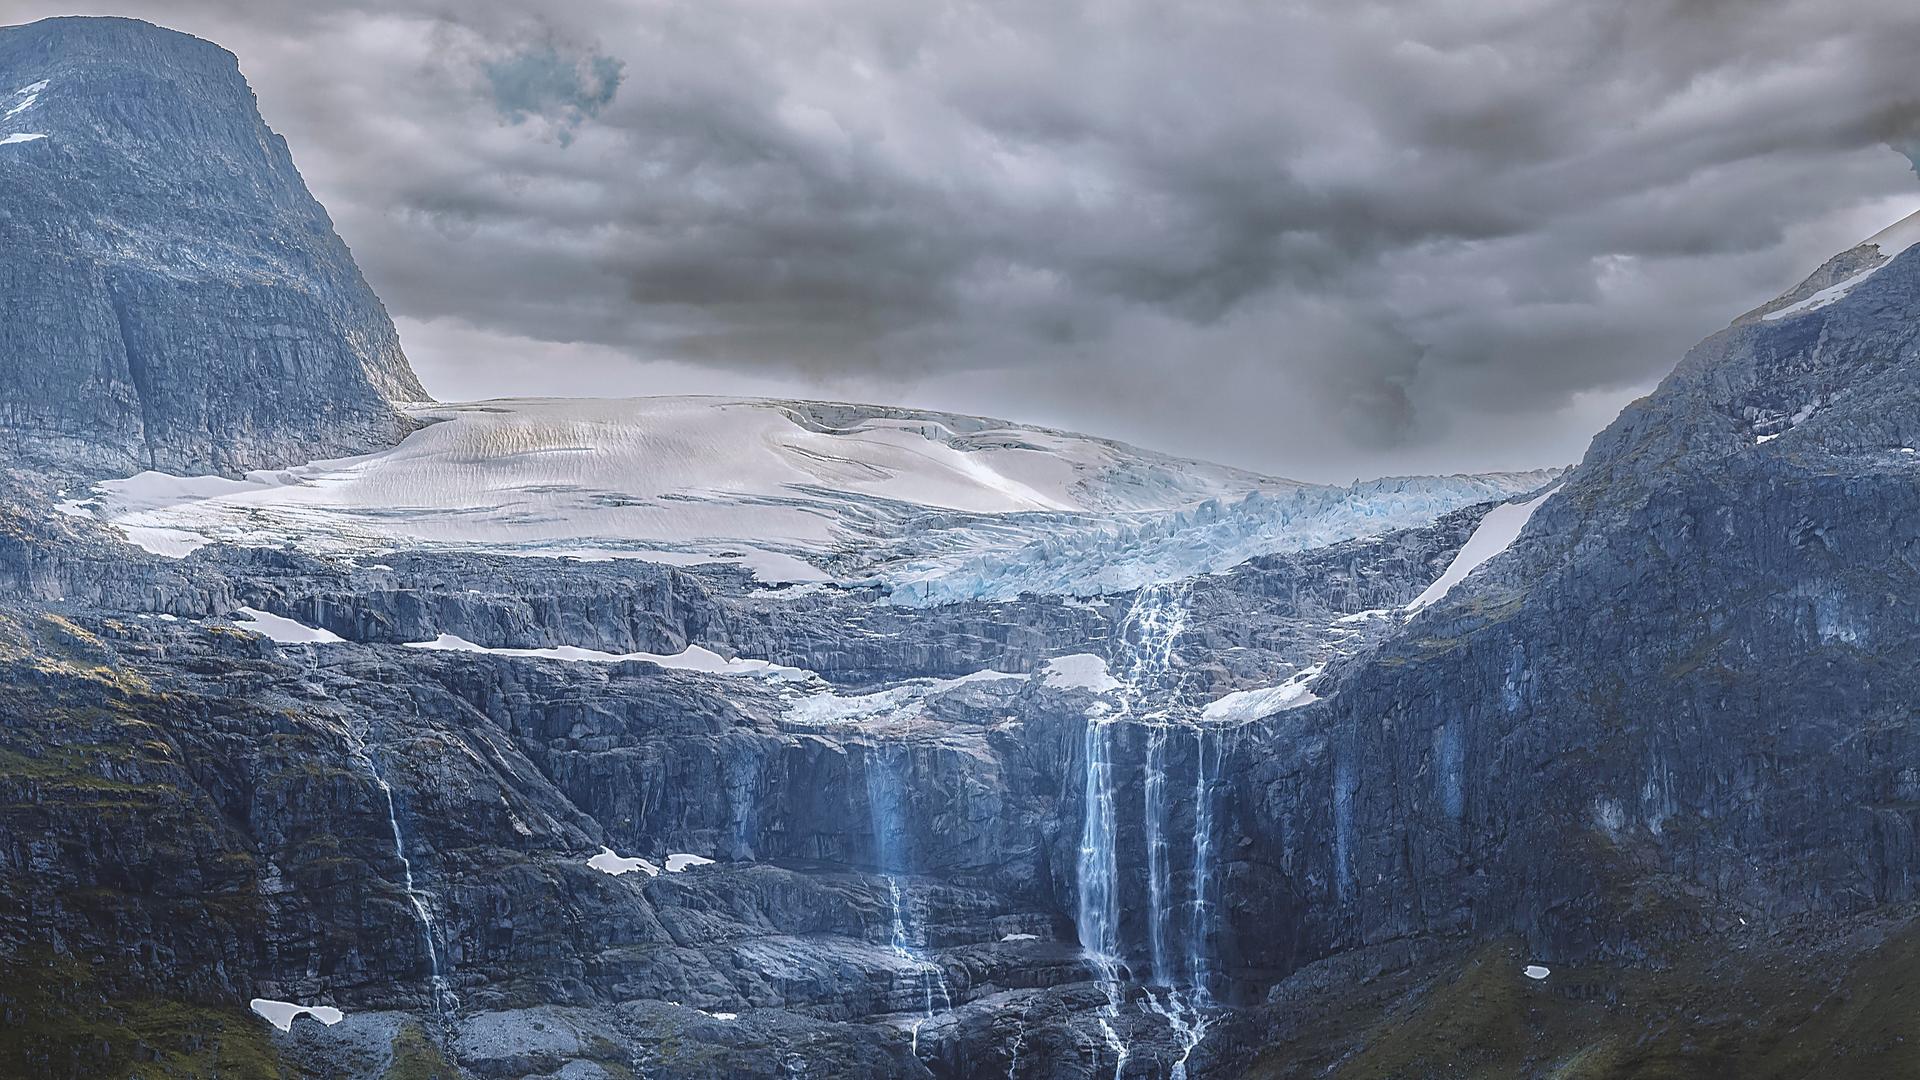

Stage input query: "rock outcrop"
[{"left": 0, "top": 17, "right": 426, "bottom": 478}]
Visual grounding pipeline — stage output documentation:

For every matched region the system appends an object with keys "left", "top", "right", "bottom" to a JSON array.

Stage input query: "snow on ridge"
[
  {"left": 403, "top": 633, "right": 813, "bottom": 680},
  {"left": 1763, "top": 208, "right": 1920, "bottom": 322},
  {"left": 249, "top": 998, "right": 344, "bottom": 1032},
  {"left": 1405, "top": 486, "right": 1559, "bottom": 613}
]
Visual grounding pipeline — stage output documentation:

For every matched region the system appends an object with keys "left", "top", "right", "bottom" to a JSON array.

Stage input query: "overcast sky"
[{"left": 18, "top": 1, "right": 1920, "bottom": 481}]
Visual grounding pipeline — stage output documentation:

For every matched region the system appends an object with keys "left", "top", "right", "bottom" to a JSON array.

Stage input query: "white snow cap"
[{"left": 249, "top": 998, "right": 344, "bottom": 1032}]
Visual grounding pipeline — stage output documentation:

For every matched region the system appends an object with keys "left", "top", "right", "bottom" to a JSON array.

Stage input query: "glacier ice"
[{"left": 887, "top": 470, "right": 1561, "bottom": 606}]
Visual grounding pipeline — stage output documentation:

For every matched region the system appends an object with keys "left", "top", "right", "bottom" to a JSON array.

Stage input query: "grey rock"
[{"left": 0, "top": 16, "right": 425, "bottom": 478}]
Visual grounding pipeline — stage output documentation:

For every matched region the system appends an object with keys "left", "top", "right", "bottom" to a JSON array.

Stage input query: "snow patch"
[
  {"left": 403, "top": 634, "right": 812, "bottom": 680},
  {"left": 1523, "top": 965, "right": 1551, "bottom": 980},
  {"left": 783, "top": 669, "right": 1026, "bottom": 727},
  {"left": 1201, "top": 666, "right": 1323, "bottom": 723},
  {"left": 249, "top": 998, "right": 344, "bottom": 1032},
  {"left": 232, "top": 608, "right": 345, "bottom": 645},
  {"left": 1000, "top": 932, "right": 1040, "bottom": 942},
  {"left": 665, "top": 853, "right": 715, "bottom": 872},
  {"left": 587, "top": 847, "right": 659, "bottom": 877},
  {"left": 1406, "top": 487, "right": 1559, "bottom": 613},
  {"left": 0, "top": 133, "right": 46, "bottom": 145},
  {"left": 1040, "top": 653, "right": 1120, "bottom": 693}
]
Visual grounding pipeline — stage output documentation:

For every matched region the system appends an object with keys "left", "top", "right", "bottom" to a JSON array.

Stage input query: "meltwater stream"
[
  {"left": 865, "top": 742, "right": 954, "bottom": 1056},
  {"left": 1076, "top": 584, "right": 1216, "bottom": 1077},
  {"left": 348, "top": 732, "right": 455, "bottom": 1016}
]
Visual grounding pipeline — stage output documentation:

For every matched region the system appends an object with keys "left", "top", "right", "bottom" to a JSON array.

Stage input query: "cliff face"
[
  {"left": 0, "top": 17, "right": 426, "bottom": 477},
  {"left": 1273, "top": 222, "right": 1920, "bottom": 965},
  {"left": 11, "top": 14, "right": 1920, "bottom": 1080}
]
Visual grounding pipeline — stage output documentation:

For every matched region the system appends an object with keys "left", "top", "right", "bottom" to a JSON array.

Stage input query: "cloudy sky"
[{"left": 19, "top": 0, "right": 1920, "bottom": 480}]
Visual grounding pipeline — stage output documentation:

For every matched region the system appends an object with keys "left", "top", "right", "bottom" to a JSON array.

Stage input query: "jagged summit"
[{"left": 0, "top": 16, "right": 426, "bottom": 478}]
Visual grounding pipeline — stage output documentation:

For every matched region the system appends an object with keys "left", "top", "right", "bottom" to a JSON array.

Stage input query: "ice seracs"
[{"left": 892, "top": 469, "right": 1561, "bottom": 606}]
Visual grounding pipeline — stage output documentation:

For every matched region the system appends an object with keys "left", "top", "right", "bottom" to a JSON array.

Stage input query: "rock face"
[
  {"left": 0, "top": 17, "right": 425, "bottom": 477},
  {"left": 13, "top": 15, "right": 1920, "bottom": 1080}
]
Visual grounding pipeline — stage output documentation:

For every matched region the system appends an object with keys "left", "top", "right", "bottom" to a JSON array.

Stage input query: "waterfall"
[
  {"left": 1076, "top": 583, "right": 1221, "bottom": 1078},
  {"left": 866, "top": 742, "right": 953, "bottom": 1053},
  {"left": 350, "top": 735, "right": 455, "bottom": 1015},
  {"left": 1076, "top": 711, "right": 1130, "bottom": 1077},
  {"left": 1006, "top": 1000, "right": 1032, "bottom": 1080},
  {"left": 1188, "top": 727, "right": 1216, "bottom": 1008}
]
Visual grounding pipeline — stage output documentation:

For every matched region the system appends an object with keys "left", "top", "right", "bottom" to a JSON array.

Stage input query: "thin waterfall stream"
[
  {"left": 347, "top": 729, "right": 455, "bottom": 1016},
  {"left": 866, "top": 742, "right": 954, "bottom": 1056}
]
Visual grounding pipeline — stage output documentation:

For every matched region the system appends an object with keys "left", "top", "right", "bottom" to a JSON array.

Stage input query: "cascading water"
[
  {"left": 1076, "top": 583, "right": 1218, "bottom": 1078},
  {"left": 1077, "top": 708, "right": 1130, "bottom": 1077},
  {"left": 348, "top": 732, "right": 455, "bottom": 1015},
  {"left": 865, "top": 742, "right": 953, "bottom": 1055}
]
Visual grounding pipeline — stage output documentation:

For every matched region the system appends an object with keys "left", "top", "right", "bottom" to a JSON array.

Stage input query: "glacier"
[
  {"left": 58, "top": 394, "right": 1558, "bottom": 606},
  {"left": 885, "top": 470, "right": 1560, "bottom": 606}
]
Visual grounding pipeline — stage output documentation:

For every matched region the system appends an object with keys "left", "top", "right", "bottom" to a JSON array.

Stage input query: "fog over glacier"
[{"left": 16, "top": 0, "right": 1920, "bottom": 481}]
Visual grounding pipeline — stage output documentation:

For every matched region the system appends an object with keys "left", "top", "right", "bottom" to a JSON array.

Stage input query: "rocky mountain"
[
  {"left": 7, "top": 15, "right": 1920, "bottom": 1080},
  {"left": 0, "top": 17, "right": 425, "bottom": 478}
]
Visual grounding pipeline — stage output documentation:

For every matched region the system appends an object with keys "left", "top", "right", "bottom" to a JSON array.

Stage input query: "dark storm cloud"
[{"left": 16, "top": 0, "right": 1920, "bottom": 479}]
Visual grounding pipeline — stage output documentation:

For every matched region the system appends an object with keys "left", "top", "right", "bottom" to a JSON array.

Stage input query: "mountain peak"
[{"left": 0, "top": 15, "right": 427, "bottom": 479}]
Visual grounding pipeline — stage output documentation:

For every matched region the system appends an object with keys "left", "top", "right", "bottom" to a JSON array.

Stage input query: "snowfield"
[{"left": 60, "top": 396, "right": 1557, "bottom": 603}]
